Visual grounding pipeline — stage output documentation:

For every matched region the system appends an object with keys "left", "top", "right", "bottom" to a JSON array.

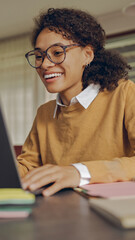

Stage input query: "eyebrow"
[
  {"left": 34, "top": 42, "right": 66, "bottom": 51},
  {"left": 34, "top": 47, "right": 41, "bottom": 51}
]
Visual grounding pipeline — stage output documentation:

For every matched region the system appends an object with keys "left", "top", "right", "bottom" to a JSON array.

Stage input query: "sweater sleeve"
[
  {"left": 82, "top": 81, "right": 135, "bottom": 183},
  {"left": 17, "top": 114, "right": 42, "bottom": 177}
]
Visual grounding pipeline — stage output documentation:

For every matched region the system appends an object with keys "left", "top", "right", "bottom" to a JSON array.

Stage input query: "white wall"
[{"left": 98, "top": 10, "right": 135, "bottom": 35}]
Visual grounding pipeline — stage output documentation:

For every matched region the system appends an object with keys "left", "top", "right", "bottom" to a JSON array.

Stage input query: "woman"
[{"left": 18, "top": 8, "right": 135, "bottom": 197}]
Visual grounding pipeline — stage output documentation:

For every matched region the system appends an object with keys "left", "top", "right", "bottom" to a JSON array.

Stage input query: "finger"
[
  {"left": 27, "top": 173, "right": 57, "bottom": 191},
  {"left": 28, "top": 166, "right": 64, "bottom": 191},
  {"left": 22, "top": 164, "right": 53, "bottom": 188},
  {"left": 23, "top": 164, "right": 52, "bottom": 180},
  {"left": 42, "top": 181, "right": 64, "bottom": 197},
  {"left": 24, "top": 165, "right": 62, "bottom": 186}
]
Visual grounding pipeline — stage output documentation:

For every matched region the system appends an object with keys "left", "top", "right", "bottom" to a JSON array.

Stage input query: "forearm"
[{"left": 82, "top": 156, "right": 135, "bottom": 183}]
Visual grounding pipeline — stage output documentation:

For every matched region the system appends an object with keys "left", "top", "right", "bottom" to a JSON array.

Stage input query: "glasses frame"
[{"left": 25, "top": 43, "right": 80, "bottom": 68}]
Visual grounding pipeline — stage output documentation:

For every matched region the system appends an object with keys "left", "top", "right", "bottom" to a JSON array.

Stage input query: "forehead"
[{"left": 35, "top": 28, "right": 73, "bottom": 49}]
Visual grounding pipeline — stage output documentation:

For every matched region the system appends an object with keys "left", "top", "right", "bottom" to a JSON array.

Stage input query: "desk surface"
[{"left": 0, "top": 189, "right": 135, "bottom": 240}]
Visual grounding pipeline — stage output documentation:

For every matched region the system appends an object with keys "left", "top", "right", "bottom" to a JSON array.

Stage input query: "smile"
[{"left": 44, "top": 73, "right": 63, "bottom": 79}]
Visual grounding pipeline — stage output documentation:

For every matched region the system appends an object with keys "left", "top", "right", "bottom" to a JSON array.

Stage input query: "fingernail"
[
  {"left": 29, "top": 184, "right": 35, "bottom": 190},
  {"left": 43, "top": 190, "right": 49, "bottom": 197}
]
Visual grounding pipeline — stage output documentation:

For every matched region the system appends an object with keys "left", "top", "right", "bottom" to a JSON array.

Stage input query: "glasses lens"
[
  {"left": 47, "top": 45, "right": 65, "bottom": 64},
  {"left": 27, "top": 50, "right": 43, "bottom": 68}
]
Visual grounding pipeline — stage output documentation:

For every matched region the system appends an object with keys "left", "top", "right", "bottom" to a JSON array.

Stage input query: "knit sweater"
[{"left": 17, "top": 79, "right": 135, "bottom": 183}]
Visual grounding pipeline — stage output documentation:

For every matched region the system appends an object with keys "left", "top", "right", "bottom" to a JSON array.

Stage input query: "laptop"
[{"left": 0, "top": 103, "right": 48, "bottom": 194}]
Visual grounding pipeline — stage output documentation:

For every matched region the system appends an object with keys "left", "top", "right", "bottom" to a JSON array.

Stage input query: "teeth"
[{"left": 44, "top": 73, "right": 62, "bottom": 79}]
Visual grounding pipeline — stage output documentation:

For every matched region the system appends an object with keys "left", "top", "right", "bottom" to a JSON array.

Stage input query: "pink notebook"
[
  {"left": 0, "top": 211, "right": 30, "bottom": 218},
  {"left": 81, "top": 181, "right": 135, "bottom": 198}
]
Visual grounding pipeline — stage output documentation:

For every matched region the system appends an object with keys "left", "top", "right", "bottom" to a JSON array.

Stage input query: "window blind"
[{"left": 106, "top": 33, "right": 135, "bottom": 83}]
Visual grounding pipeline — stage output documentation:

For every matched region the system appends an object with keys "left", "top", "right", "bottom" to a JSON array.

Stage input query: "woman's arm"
[{"left": 17, "top": 115, "right": 42, "bottom": 177}]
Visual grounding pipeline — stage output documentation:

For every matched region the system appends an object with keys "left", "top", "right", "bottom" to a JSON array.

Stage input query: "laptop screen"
[{"left": 0, "top": 105, "right": 21, "bottom": 188}]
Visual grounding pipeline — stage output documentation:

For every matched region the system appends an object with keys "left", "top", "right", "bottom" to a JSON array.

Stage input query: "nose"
[{"left": 41, "top": 55, "right": 55, "bottom": 69}]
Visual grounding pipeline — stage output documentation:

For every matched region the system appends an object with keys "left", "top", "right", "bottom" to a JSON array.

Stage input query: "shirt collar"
[{"left": 53, "top": 83, "right": 100, "bottom": 118}]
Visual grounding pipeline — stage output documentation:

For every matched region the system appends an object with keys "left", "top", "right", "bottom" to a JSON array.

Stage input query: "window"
[
  {"left": 0, "top": 34, "right": 56, "bottom": 145},
  {"left": 106, "top": 33, "right": 135, "bottom": 83}
]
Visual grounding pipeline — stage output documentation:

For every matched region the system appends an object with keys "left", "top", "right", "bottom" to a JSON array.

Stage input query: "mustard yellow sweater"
[{"left": 17, "top": 80, "right": 135, "bottom": 183}]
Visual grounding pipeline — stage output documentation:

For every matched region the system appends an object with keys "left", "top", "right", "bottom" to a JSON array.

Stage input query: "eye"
[
  {"left": 35, "top": 55, "right": 42, "bottom": 61},
  {"left": 53, "top": 50, "right": 63, "bottom": 57},
  {"left": 34, "top": 51, "right": 42, "bottom": 61}
]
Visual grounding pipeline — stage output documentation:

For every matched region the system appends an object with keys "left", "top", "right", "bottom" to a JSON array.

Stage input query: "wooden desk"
[{"left": 0, "top": 189, "right": 135, "bottom": 240}]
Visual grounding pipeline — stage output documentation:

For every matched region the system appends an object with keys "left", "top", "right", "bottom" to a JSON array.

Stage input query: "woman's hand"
[{"left": 22, "top": 164, "right": 80, "bottom": 197}]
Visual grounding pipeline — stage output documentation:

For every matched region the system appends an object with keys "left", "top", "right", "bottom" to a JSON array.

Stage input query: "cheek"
[
  {"left": 65, "top": 65, "right": 84, "bottom": 83},
  {"left": 66, "top": 52, "right": 84, "bottom": 69},
  {"left": 66, "top": 58, "right": 84, "bottom": 77}
]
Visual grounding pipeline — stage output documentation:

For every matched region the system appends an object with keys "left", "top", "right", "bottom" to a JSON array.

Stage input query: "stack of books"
[
  {"left": 74, "top": 181, "right": 135, "bottom": 229},
  {"left": 0, "top": 188, "right": 35, "bottom": 219}
]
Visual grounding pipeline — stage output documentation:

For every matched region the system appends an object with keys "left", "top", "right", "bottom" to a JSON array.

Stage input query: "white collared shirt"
[{"left": 53, "top": 83, "right": 100, "bottom": 186}]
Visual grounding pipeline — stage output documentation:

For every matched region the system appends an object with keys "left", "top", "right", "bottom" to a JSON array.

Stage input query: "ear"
[{"left": 83, "top": 45, "right": 94, "bottom": 66}]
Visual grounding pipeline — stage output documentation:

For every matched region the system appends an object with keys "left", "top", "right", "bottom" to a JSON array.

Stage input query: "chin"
[
  {"left": 47, "top": 89, "right": 58, "bottom": 93},
  {"left": 44, "top": 83, "right": 64, "bottom": 94},
  {"left": 45, "top": 86, "right": 59, "bottom": 93}
]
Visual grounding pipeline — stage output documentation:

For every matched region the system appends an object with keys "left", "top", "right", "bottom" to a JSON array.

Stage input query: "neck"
[{"left": 59, "top": 83, "right": 83, "bottom": 106}]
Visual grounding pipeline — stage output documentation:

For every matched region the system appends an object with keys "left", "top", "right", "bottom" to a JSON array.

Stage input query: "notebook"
[
  {"left": 90, "top": 198, "right": 135, "bottom": 229},
  {"left": 80, "top": 181, "right": 135, "bottom": 199},
  {"left": 0, "top": 103, "right": 46, "bottom": 195}
]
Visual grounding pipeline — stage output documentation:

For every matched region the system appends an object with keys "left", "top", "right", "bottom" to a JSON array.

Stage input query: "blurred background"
[{"left": 0, "top": 0, "right": 135, "bottom": 145}]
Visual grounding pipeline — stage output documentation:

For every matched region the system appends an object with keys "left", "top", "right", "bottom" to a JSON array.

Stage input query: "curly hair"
[{"left": 31, "top": 8, "right": 131, "bottom": 91}]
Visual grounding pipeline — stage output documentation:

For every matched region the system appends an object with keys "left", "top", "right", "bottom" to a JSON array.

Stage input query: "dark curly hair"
[{"left": 31, "top": 8, "right": 131, "bottom": 91}]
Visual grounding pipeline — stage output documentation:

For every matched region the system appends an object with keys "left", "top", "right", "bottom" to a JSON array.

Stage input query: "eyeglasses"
[{"left": 25, "top": 43, "right": 80, "bottom": 68}]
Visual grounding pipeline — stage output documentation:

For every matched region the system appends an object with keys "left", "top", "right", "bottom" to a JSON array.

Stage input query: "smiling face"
[{"left": 35, "top": 28, "right": 94, "bottom": 105}]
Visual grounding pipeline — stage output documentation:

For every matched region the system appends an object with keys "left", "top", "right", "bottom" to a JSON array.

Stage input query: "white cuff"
[{"left": 72, "top": 163, "right": 91, "bottom": 186}]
